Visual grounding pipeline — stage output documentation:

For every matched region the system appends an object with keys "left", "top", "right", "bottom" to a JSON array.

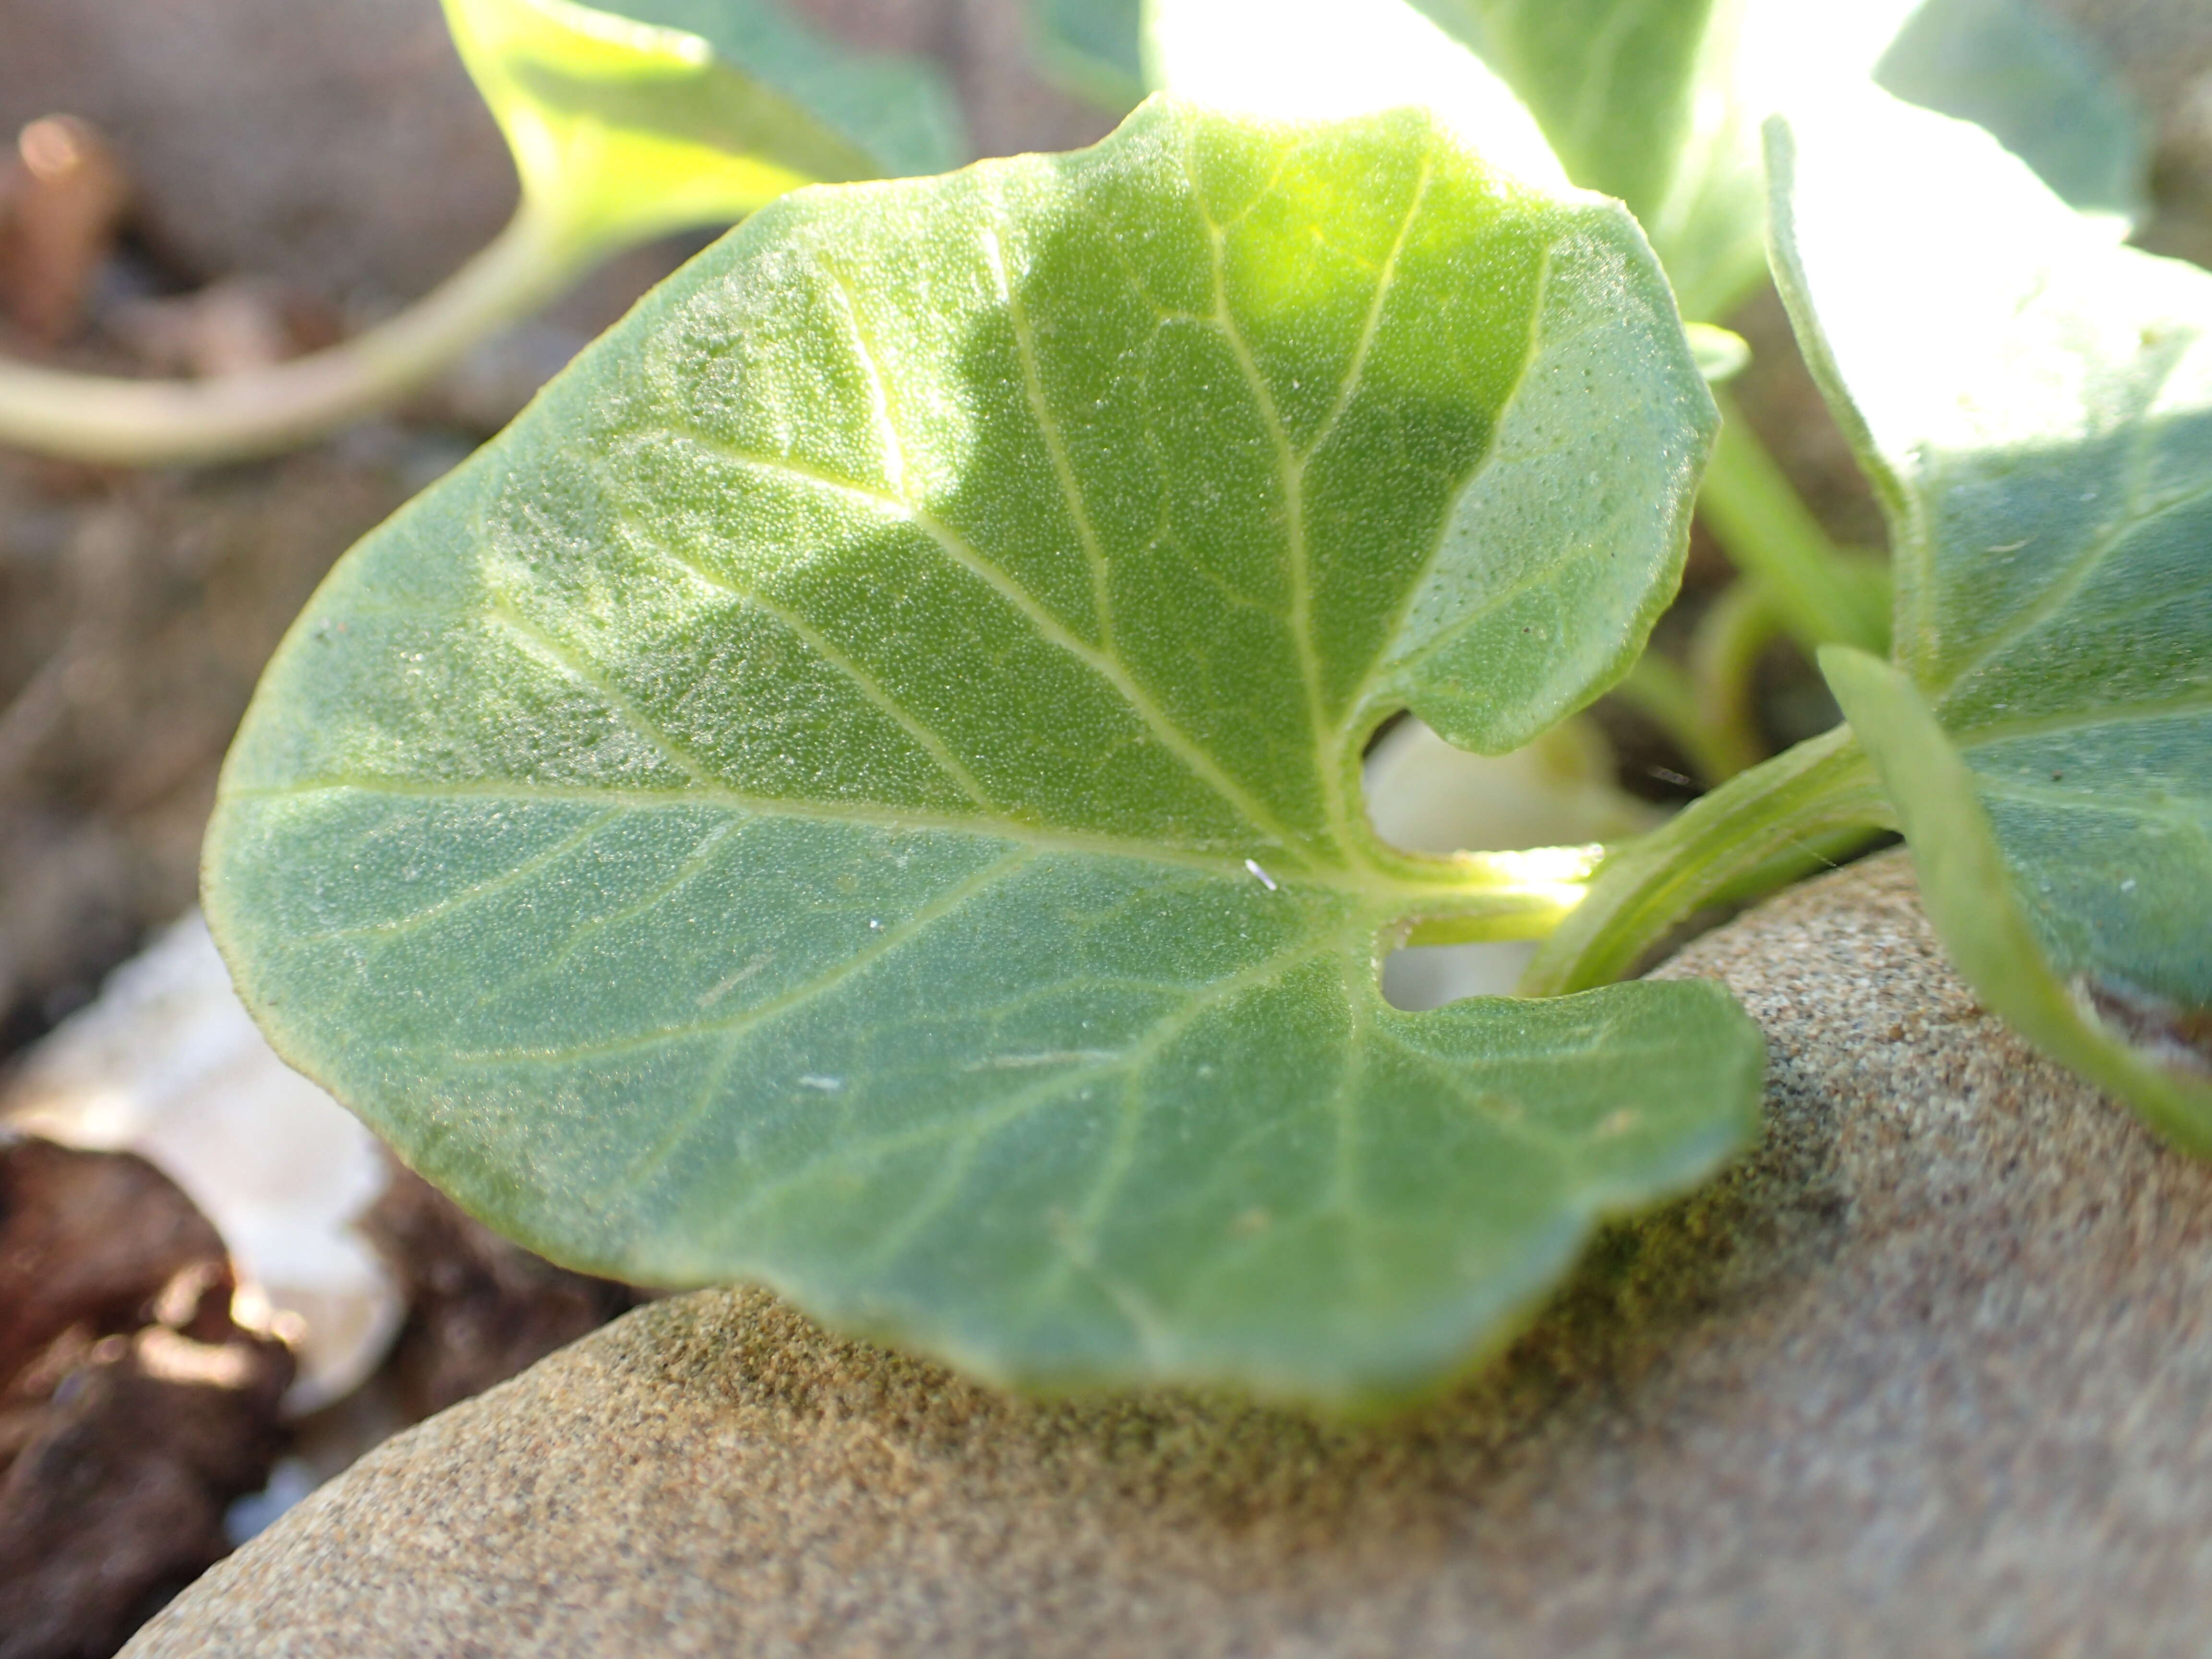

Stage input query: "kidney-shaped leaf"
[
  {"left": 1774, "top": 96, "right": 2212, "bottom": 1142},
  {"left": 446, "top": 0, "right": 963, "bottom": 256},
  {"left": 206, "top": 101, "right": 1755, "bottom": 1407}
]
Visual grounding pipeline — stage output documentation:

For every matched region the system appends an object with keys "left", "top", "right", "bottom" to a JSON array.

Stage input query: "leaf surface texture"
[
  {"left": 1776, "top": 96, "right": 2212, "bottom": 1136},
  {"left": 208, "top": 103, "right": 1756, "bottom": 1403}
]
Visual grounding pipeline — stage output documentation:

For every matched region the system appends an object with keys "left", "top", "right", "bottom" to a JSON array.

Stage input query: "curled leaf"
[
  {"left": 445, "top": 0, "right": 963, "bottom": 254},
  {"left": 1775, "top": 96, "right": 2212, "bottom": 1147},
  {"left": 1824, "top": 649, "right": 2212, "bottom": 1152}
]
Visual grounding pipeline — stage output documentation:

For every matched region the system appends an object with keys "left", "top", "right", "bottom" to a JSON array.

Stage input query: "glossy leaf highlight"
[{"left": 1143, "top": 0, "right": 1567, "bottom": 192}]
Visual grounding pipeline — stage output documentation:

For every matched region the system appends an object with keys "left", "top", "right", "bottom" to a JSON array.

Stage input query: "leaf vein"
[
  {"left": 455, "top": 848, "right": 1039, "bottom": 1070},
  {"left": 682, "top": 434, "right": 1326, "bottom": 862},
  {"left": 1186, "top": 132, "right": 1346, "bottom": 853},
  {"left": 290, "top": 807, "right": 623, "bottom": 945},
  {"left": 608, "top": 498, "right": 1001, "bottom": 814},
  {"left": 1953, "top": 687, "right": 2212, "bottom": 746},
  {"left": 1302, "top": 148, "right": 1437, "bottom": 465},
  {"left": 1348, "top": 236, "right": 1560, "bottom": 719},
  {"left": 984, "top": 223, "right": 1116, "bottom": 649},
  {"left": 710, "top": 940, "right": 1335, "bottom": 1253},
  {"left": 459, "top": 817, "right": 749, "bottom": 1014},
  {"left": 1936, "top": 473, "right": 2212, "bottom": 703},
  {"left": 486, "top": 605, "right": 718, "bottom": 787},
  {"left": 230, "top": 776, "right": 1507, "bottom": 902}
]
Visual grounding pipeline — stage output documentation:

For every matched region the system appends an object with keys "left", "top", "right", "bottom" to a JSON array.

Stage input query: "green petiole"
[
  {"left": 0, "top": 205, "right": 580, "bottom": 468},
  {"left": 1520, "top": 725, "right": 1894, "bottom": 996},
  {"left": 1698, "top": 391, "right": 1888, "bottom": 660}
]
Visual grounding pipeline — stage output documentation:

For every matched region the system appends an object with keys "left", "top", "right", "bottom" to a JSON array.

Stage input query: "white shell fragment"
[
  {"left": 1365, "top": 717, "right": 1668, "bottom": 1009},
  {"left": 1, "top": 912, "right": 400, "bottom": 1413}
]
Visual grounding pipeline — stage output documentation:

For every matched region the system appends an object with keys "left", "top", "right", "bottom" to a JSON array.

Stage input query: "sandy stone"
[{"left": 124, "top": 852, "right": 2212, "bottom": 1657}]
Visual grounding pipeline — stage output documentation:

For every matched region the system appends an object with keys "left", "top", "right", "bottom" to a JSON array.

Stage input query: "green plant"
[
  {"left": 198, "top": 0, "right": 2207, "bottom": 1409},
  {"left": 0, "top": 0, "right": 962, "bottom": 464}
]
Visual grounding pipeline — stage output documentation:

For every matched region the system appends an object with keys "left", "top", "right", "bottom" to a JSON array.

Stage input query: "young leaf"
[
  {"left": 445, "top": 0, "right": 963, "bottom": 256},
  {"left": 1772, "top": 96, "right": 2212, "bottom": 1144},
  {"left": 1404, "top": 1, "right": 2142, "bottom": 322},
  {"left": 1405, "top": 0, "right": 1716, "bottom": 228},
  {"left": 1824, "top": 650, "right": 2212, "bottom": 1153},
  {"left": 205, "top": 101, "right": 1758, "bottom": 1407}
]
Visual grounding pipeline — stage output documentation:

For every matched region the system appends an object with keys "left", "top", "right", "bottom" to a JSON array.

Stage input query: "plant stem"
[
  {"left": 1699, "top": 392, "right": 1887, "bottom": 659},
  {"left": 1519, "top": 724, "right": 1894, "bottom": 995},
  {"left": 1686, "top": 576, "right": 1781, "bottom": 778},
  {"left": 0, "top": 204, "right": 581, "bottom": 467}
]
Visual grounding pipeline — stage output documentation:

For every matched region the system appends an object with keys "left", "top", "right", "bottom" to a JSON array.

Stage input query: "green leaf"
[
  {"left": 1398, "top": 1, "right": 2145, "bottom": 323},
  {"left": 206, "top": 101, "right": 1756, "bottom": 1407},
  {"left": 1772, "top": 96, "right": 2212, "bottom": 1143},
  {"left": 1405, "top": 0, "right": 1715, "bottom": 226},
  {"left": 444, "top": 0, "right": 963, "bottom": 256},
  {"left": 1396, "top": 0, "right": 1771, "bottom": 321},
  {"left": 1875, "top": 0, "right": 2149, "bottom": 225},
  {"left": 1159, "top": 1, "right": 2125, "bottom": 330},
  {"left": 1824, "top": 650, "right": 2212, "bottom": 1152},
  {"left": 1034, "top": 0, "right": 1147, "bottom": 113}
]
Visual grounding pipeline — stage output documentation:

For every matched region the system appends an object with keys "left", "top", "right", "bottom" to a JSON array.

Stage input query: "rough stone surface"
[{"left": 124, "top": 853, "right": 2212, "bottom": 1657}]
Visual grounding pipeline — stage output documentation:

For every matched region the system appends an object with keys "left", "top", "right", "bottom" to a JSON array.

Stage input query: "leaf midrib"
[
  {"left": 618, "top": 933, "right": 1685, "bottom": 1322},
  {"left": 670, "top": 403, "right": 1330, "bottom": 866},
  {"left": 1912, "top": 285, "right": 2202, "bottom": 701},
  {"left": 604, "top": 933, "right": 1340, "bottom": 1221},
  {"left": 1181, "top": 133, "right": 1444, "bottom": 861},
  {"left": 986, "top": 224, "right": 1117, "bottom": 656},
  {"left": 225, "top": 776, "right": 1503, "bottom": 904},
  {"left": 1947, "top": 685, "right": 2212, "bottom": 747},
  {"left": 814, "top": 252, "right": 1338, "bottom": 859}
]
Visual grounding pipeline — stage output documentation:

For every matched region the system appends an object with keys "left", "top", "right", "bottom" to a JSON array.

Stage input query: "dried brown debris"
[
  {"left": 362, "top": 1161, "right": 646, "bottom": 1421},
  {"left": 0, "top": 1135, "right": 291, "bottom": 1659}
]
